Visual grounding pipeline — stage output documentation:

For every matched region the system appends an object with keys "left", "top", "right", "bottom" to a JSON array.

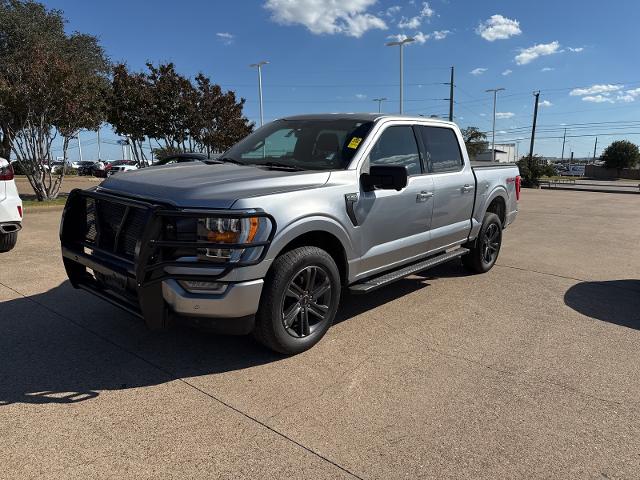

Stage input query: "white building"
[{"left": 471, "top": 143, "right": 517, "bottom": 163}]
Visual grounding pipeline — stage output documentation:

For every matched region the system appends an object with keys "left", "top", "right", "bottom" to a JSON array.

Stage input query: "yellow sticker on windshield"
[{"left": 347, "top": 137, "right": 362, "bottom": 149}]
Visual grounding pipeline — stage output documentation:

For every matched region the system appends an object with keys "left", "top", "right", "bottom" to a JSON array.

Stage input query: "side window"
[
  {"left": 368, "top": 126, "right": 421, "bottom": 175},
  {"left": 419, "top": 126, "right": 463, "bottom": 173}
]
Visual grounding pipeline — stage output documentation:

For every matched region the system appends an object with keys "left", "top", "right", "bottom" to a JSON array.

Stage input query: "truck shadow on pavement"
[
  {"left": 564, "top": 280, "right": 640, "bottom": 329},
  {"left": 0, "top": 264, "right": 465, "bottom": 406}
]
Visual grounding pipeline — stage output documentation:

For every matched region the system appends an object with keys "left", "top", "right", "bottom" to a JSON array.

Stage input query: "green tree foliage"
[
  {"left": 0, "top": 0, "right": 110, "bottom": 199},
  {"left": 108, "top": 62, "right": 253, "bottom": 165},
  {"left": 601, "top": 140, "right": 640, "bottom": 170},
  {"left": 461, "top": 126, "right": 488, "bottom": 158},
  {"left": 516, "top": 155, "right": 546, "bottom": 187}
]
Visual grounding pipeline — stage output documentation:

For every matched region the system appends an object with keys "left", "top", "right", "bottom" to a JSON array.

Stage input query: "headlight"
[{"left": 197, "top": 216, "right": 268, "bottom": 262}]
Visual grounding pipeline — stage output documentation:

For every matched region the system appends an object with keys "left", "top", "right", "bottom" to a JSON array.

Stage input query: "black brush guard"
[{"left": 60, "top": 188, "right": 275, "bottom": 329}]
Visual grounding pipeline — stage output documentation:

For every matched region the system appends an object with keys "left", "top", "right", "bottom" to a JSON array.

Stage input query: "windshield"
[{"left": 223, "top": 118, "right": 374, "bottom": 170}]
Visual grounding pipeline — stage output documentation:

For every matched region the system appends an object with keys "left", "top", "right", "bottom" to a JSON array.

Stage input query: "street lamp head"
[
  {"left": 486, "top": 87, "right": 505, "bottom": 93},
  {"left": 249, "top": 61, "right": 269, "bottom": 68},
  {"left": 386, "top": 37, "right": 415, "bottom": 47}
]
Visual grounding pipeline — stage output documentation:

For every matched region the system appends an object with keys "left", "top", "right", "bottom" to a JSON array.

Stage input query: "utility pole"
[
  {"left": 486, "top": 87, "right": 505, "bottom": 162},
  {"left": 77, "top": 131, "right": 83, "bottom": 162},
  {"left": 448, "top": 66, "right": 454, "bottom": 121},
  {"left": 593, "top": 137, "right": 598, "bottom": 161},
  {"left": 529, "top": 91, "right": 540, "bottom": 160},
  {"left": 96, "top": 129, "right": 101, "bottom": 161},
  {"left": 386, "top": 37, "right": 415, "bottom": 114},
  {"left": 372, "top": 97, "right": 387, "bottom": 113},
  {"left": 560, "top": 127, "right": 566, "bottom": 161},
  {"left": 149, "top": 138, "right": 154, "bottom": 163},
  {"left": 249, "top": 61, "right": 269, "bottom": 127}
]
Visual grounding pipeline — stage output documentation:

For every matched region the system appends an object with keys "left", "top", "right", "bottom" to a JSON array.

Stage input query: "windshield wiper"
[
  {"left": 253, "top": 162, "right": 304, "bottom": 171},
  {"left": 206, "top": 156, "right": 244, "bottom": 165}
]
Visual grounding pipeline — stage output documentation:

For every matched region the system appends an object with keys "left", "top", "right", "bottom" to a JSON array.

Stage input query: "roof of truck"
[{"left": 280, "top": 113, "right": 457, "bottom": 126}]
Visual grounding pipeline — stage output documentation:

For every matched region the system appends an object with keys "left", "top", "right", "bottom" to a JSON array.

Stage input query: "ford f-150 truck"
[{"left": 60, "top": 114, "right": 520, "bottom": 354}]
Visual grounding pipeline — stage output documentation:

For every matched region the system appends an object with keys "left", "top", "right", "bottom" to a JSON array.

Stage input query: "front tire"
[
  {"left": 0, "top": 231, "right": 18, "bottom": 252},
  {"left": 253, "top": 246, "right": 341, "bottom": 355},
  {"left": 462, "top": 212, "right": 502, "bottom": 274}
]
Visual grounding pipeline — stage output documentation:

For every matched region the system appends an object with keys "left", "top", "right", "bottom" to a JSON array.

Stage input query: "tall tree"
[
  {"left": 601, "top": 140, "right": 640, "bottom": 171},
  {"left": 193, "top": 73, "right": 253, "bottom": 157},
  {"left": 109, "top": 62, "right": 253, "bottom": 162},
  {"left": 0, "top": 0, "right": 110, "bottom": 200},
  {"left": 461, "top": 126, "right": 488, "bottom": 158}
]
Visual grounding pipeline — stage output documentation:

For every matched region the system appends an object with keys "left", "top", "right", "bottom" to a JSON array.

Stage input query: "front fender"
[{"left": 266, "top": 214, "right": 356, "bottom": 262}]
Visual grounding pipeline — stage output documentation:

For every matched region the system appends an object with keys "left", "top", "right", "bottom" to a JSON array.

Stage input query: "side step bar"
[{"left": 349, "top": 247, "right": 469, "bottom": 294}]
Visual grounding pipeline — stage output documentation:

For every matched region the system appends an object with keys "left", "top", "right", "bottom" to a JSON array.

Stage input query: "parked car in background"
[
  {"left": 77, "top": 160, "right": 98, "bottom": 176},
  {"left": 153, "top": 152, "right": 208, "bottom": 166},
  {"left": 0, "top": 157, "right": 23, "bottom": 252},
  {"left": 107, "top": 160, "right": 138, "bottom": 176},
  {"left": 61, "top": 113, "right": 520, "bottom": 354}
]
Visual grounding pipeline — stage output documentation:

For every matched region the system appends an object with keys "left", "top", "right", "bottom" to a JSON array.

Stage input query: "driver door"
[{"left": 354, "top": 124, "right": 435, "bottom": 278}]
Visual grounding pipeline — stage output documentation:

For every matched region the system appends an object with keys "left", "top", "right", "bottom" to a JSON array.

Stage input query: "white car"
[
  {"left": 107, "top": 160, "right": 138, "bottom": 176},
  {"left": 0, "top": 157, "right": 23, "bottom": 252}
]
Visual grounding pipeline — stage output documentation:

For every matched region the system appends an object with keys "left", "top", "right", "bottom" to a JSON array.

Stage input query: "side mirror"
[{"left": 361, "top": 165, "right": 408, "bottom": 192}]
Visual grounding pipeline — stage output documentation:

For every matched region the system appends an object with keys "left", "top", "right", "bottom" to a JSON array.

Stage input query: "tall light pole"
[
  {"left": 77, "top": 131, "right": 83, "bottom": 162},
  {"left": 486, "top": 87, "right": 505, "bottom": 162},
  {"left": 249, "top": 61, "right": 269, "bottom": 127},
  {"left": 372, "top": 97, "right": 387, "bottom": 113},
  {"left": 386, "top": 37, "right": 415, "bottom": 114}
]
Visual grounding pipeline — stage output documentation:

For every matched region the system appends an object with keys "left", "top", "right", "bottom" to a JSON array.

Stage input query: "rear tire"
[
  {"left": 462, "top": 212, "right": 502, "bottom": 274},
  {"left": 0, "top": 231, "right": 18, "bottom": 252},
  {"left": 253, "top": 246, "right": 341, "bottom": 355}
]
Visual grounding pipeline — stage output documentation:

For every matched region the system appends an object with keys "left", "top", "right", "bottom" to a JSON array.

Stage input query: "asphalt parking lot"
[{"left": 1, "top": 188, "right": 639, "bottom": 479}]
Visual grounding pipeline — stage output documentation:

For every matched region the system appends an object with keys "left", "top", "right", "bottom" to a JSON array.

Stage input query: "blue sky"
[{"left": 44, "top": 0, "right": 640, "bottom": 160}]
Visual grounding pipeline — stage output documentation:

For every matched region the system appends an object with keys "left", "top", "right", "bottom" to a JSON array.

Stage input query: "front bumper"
[
  {"left": 162, "top": 278, "right": 263, "bottom": 319},
  {"left": 60, "top": 188, "right": 274, "bottom": 332}
]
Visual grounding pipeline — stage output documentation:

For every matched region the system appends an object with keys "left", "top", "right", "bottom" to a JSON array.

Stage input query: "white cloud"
[
  {"left": 582, "top": 95, "right": 614, "bottom": 103},
  {"left": 541, "top": 67, "right": 554, "bottom": 72},
  {"left": 385, "top": 5, "right": 401, "bottom": 17},
  {"left": 502, "top": 69, "right": 512, "bottom": 76},
  {"left": 397, "top": 2, "right": 434, "bottom": 29},
  {"left": 495, "top": 112, "right": 515, "bottom": 119},
  {"left": 413, "top": 31, "right": 429, "bottom": 44},
  {"left": 616, "top": 88, "right": 640, "bottom": 103},
  {"left": 539, "top": 100, "right": 553, "bottom": 107},
  {"left": 568, "top": 47, "right": 584, "bottom": 52},
  {"left": 470, "top": 67, "right": 487, "bottom": 76},
  {"left": 568, "top": 84, "right": 638, "bottom": 104},
  {"left": 420, "top": 2, "right": 434, "bottom": 18},
  {"left": 265, "top": 0, "right": 387, "bottom": 38},
  {"left": 388, "top": 29, "right": 449, "bottom": 45},
  {"left": 355, "top": 93, "right": 367, "bottom": 99},
  {"left": 479, "top": 113, "right": 487, "bottom": 117},
  {"left": 216, "top": 32, "right": 235, "bottom": 45},
  {"left": 515, "top": 41, "right": 561, "bottom": 65},
  {"left": 476, "top": 14, "right": 521, "bottom": 41},
  {"left": 432, "top": 30, "right": 450, "bottom": 40},
  {"left": 398, "top": 16, "right": 421, "bottom": 29},
  {"left": 569, "top": 84, "right": 623, "bottom": 96}
]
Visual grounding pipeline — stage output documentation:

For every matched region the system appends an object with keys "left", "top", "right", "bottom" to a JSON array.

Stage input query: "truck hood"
[{"left": 98, "top": 162, "right": 331, "bottom": 209}]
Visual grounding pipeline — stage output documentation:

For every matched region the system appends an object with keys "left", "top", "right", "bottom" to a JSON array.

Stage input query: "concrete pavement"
[{"left": 1, "top": 189, "right": 639, "bottom": 479}]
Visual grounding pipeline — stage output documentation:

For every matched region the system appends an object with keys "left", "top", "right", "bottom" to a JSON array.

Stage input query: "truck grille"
[{"left": 85, "top": 197, "right": 147, "bottom": 258}]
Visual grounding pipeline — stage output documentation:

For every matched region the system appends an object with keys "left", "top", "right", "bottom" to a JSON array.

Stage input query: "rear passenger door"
[
  {"left": 417, "top": 126, "right": 475, "bottom": 251},
  {"left": 355, "top": 124, "right": 435, "bottom": 277}
]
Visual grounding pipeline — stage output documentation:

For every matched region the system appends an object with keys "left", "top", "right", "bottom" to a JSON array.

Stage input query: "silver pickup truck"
[{"left": 60, "top": 114, "right": 520, "bottom": 354}]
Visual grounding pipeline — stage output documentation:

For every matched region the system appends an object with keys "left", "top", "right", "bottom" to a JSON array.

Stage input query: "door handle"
[
  {"left": 416, "top": 191, "right": 434, "bottom": 202},
  {"left": 462, "top": 184, "right": 474, "bottom": 193}
]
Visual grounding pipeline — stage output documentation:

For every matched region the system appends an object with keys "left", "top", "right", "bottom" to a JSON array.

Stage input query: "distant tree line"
[{"left": 0, "top": 0, "right": 252, "bottom": 200}]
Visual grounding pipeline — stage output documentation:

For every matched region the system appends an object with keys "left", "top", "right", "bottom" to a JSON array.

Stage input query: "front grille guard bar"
[{"left": 60, "top": 188, "right": 277, "bottom": 329}]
